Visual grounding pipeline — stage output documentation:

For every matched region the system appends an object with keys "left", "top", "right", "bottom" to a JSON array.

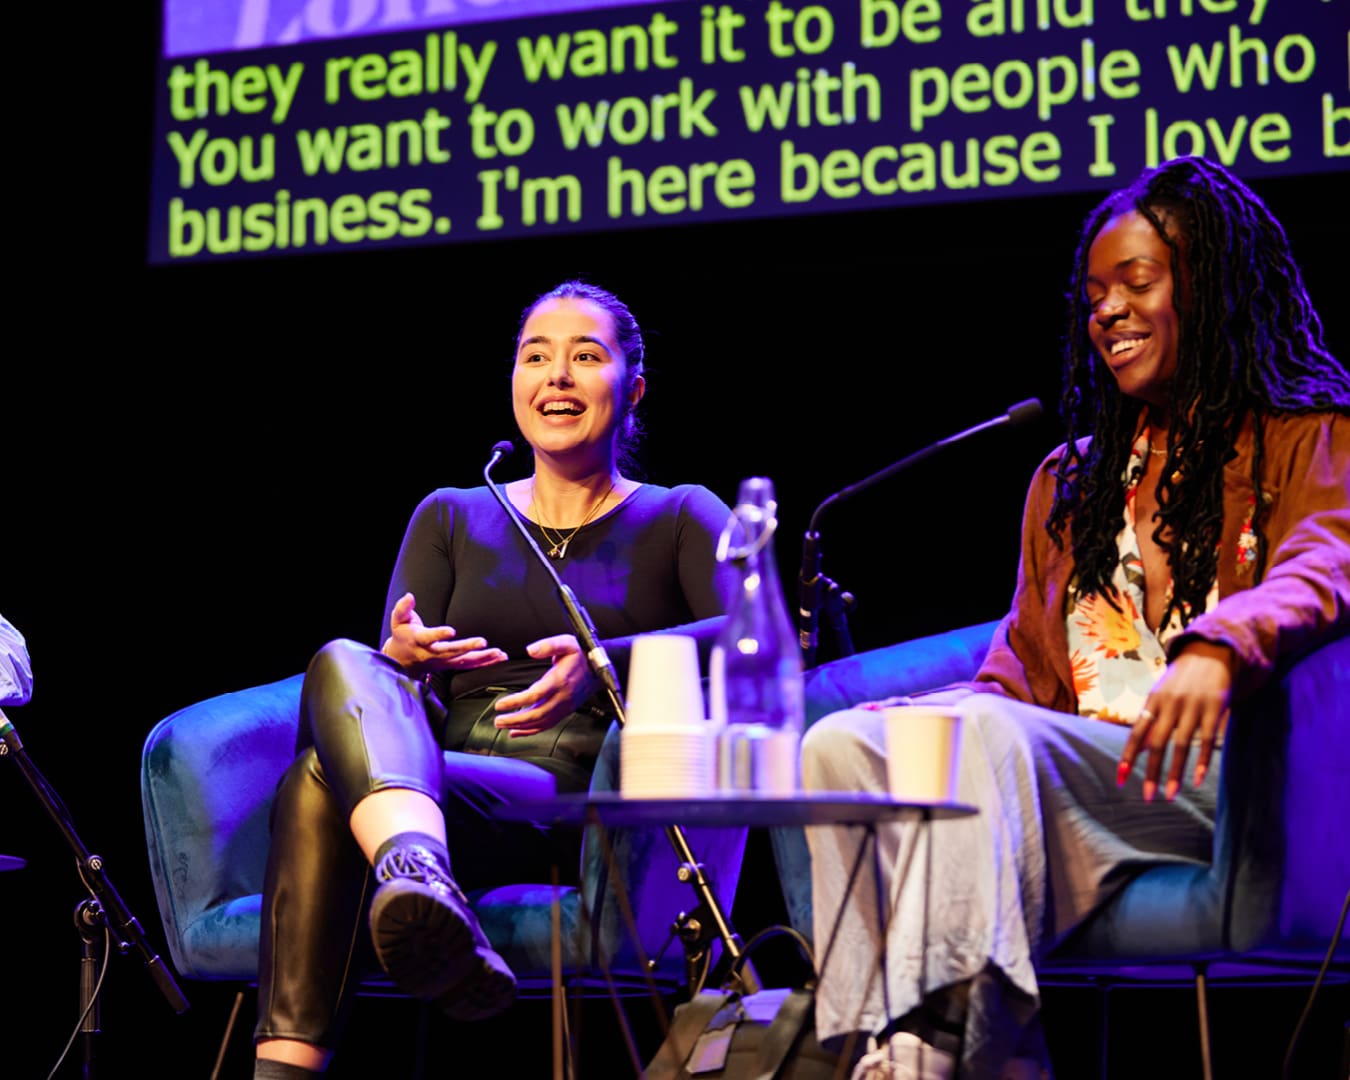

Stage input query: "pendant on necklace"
[{"left": 549, "top": 542, "right": 567, "bottom": 559}]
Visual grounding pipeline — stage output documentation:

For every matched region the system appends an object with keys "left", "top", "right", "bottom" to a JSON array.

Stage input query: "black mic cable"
[
  {"left": 798, "top": 398, "right": 1044, "bottom": 667},
  {"left": 482, "top": 441, "right": 625, "bottom": 720}
]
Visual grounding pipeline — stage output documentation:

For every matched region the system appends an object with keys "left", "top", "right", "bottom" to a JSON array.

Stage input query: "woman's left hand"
[
  {"left": 1118, "top": 640, "right": 1236, "bottom": 802},
  {"left": 492, "top": 634, "right": 599, "bottom": 737}
]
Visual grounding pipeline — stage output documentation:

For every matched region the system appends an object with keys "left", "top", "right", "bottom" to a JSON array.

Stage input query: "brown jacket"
[{"left": 974, "top": 410, "right": 1350, "bottom": 710}]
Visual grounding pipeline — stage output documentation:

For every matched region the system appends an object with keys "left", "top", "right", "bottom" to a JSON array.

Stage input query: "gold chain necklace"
[
  {"left": 1143, "top": 431, "right": 1183, "bottom": 484},
  {"left": 532, "top": 479, "right": 614, "bottom": 559}
]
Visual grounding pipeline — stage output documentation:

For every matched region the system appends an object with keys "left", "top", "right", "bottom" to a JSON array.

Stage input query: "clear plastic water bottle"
[{"left": 710, "top": 477, "right": 804, "bottom": 794}]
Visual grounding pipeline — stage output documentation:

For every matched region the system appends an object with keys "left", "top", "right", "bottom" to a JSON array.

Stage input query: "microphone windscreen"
[
  {"left": 491, "top": 440, "right": 515, "bottom": 458},
  {"left": 1005, "top": 399, "right": 1043, "bottom": 426}
]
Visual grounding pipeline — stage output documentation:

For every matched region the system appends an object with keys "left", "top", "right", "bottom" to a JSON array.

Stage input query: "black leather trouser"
[{"left": 253, "top": 638, "right": 603, "bottom": 1050}]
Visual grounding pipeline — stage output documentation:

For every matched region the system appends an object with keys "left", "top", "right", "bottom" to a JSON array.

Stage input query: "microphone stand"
[
  {"left": 482, "top": 444, "right": 760, "bottom": 997},
  {"left": 799, "top": 399, "right": 1044, "bottom": 669},
  {"left": 0, "top": 710, "right": 190, "bottom": 1078}
]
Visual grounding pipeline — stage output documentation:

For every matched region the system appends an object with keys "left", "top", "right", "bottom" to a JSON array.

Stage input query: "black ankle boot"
[{"left": 368, "top": 835, "right": 516, "bottom": 1020}]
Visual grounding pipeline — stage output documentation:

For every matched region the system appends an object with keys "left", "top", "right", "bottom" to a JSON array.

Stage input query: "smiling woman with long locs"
[{"left": 800, "top": 157, "right": 1350, "bottom": 1080}]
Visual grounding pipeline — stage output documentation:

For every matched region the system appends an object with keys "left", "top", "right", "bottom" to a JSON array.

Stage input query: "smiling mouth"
[
  {"left": 1107, "top": 335, "right": 1149, "bottom": 364},
  {"left": 540, "top": 402, "right": 583, "bottom": 416}
]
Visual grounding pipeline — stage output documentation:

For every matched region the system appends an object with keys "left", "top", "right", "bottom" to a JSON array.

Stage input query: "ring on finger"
[{"left": 1138, "top": 707, "right": 1155, "bottom": 722}]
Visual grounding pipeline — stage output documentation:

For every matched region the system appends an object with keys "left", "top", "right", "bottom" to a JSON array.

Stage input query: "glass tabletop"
[{"left": 496, "top": 790, "right": 977, "bottom": 827}]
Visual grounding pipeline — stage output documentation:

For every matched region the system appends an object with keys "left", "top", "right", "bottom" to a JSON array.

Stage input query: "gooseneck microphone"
[
  {"left": 480, "top": 441, "right": 761, "bottom": 995},
  {"left": 798, "top": 398, "right": 1044, "bottom": 668},
  {"left": 482, "top": 441, "right": 623, "bottom": 717}
]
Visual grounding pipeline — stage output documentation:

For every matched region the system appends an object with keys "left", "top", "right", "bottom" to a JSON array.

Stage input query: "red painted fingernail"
[
  {"left": 1116, "top": 762, "right": 1130, "bottom": 787},
  {"left": 1164, "top": 779, "right": 1179, "bottom": 802},
  {"left": 1142, "top": 780, "right": 1157, "bottom": 802}
]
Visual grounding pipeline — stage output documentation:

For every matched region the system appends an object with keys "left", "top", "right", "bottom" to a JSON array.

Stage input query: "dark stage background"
[{"left": 3, "top": 8, "right": 1346, "bottom": 1079}]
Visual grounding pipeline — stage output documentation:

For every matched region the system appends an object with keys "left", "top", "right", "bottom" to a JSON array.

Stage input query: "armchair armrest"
[
  {"left": 1046, "top": 632, "right": 1350, "bottom": 968},
  {"left": 1224, "top": 632, "right": 1349, "bottom": 957}
]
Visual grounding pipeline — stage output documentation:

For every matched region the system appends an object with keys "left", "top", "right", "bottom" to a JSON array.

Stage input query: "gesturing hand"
[
  {"left": 380, "top": 592, "right": 507, "bottom": 678},
  {"left": 492, "top": 634, "right": 599, "bottom": 737},
  {"left": 1117, "top": 640, "right": 1235, "bottom": 802}
]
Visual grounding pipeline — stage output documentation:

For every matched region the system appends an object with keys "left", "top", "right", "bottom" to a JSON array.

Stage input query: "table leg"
[
  {"left": 814, "top": 824, "right": 876, "bottom": 985},
  {"left": 550, "top": 863, "right": 567, "bottom": 1080},
  {"left": 881, "top": 810, "right": 928, "bottom": 1013}
]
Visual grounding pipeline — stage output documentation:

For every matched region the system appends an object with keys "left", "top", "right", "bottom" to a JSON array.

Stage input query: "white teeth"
[
  {"left": 542, "top": 402, "right": 581, "bottom": 414},
  {"left": 1111, "top": 338, "right": 1145, "bottom": 356}
]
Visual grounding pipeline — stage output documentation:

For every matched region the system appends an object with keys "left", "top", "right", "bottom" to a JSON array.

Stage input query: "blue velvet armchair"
[
  {"left": 771, "top": 621, "right": 1350, "bottom": 1074},
  {"left": 140, "top": 672, "right": 748, "bottom": 1067}
]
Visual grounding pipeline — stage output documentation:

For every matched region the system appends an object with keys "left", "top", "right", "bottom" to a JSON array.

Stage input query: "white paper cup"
[
  {"left": 883, "top": 705, "right": 963, "bottom": 803},
  {"left": 624, "top": 634, "right": 704, "bottom": 729}
]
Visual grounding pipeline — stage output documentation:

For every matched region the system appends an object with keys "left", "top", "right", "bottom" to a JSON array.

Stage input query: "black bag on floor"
[{"left": 641, "top": 985, "right": 843, "bottom": 1080}]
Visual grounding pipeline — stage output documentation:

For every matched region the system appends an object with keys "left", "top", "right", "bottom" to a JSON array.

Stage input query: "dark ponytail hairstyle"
[{"left": 517, "top": 279, "right": 647, "bottom": 471}]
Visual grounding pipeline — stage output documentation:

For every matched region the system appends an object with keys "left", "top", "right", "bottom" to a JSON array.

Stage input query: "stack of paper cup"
[{"left": 620, "top": 634, "right": 714, "bottom": 798}]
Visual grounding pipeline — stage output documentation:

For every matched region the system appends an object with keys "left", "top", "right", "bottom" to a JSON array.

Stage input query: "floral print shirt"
[{"left": 1066, "top": 434, "right": 1219, "bottom": 724}]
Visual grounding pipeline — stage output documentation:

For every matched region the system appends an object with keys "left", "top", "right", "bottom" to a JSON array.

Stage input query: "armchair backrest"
[
  {"left": 802, "top": 622, "right": 1000, "bottom": 727},
  {"left": 141, "top": 673, "right": 304, "bottom": 980}
]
